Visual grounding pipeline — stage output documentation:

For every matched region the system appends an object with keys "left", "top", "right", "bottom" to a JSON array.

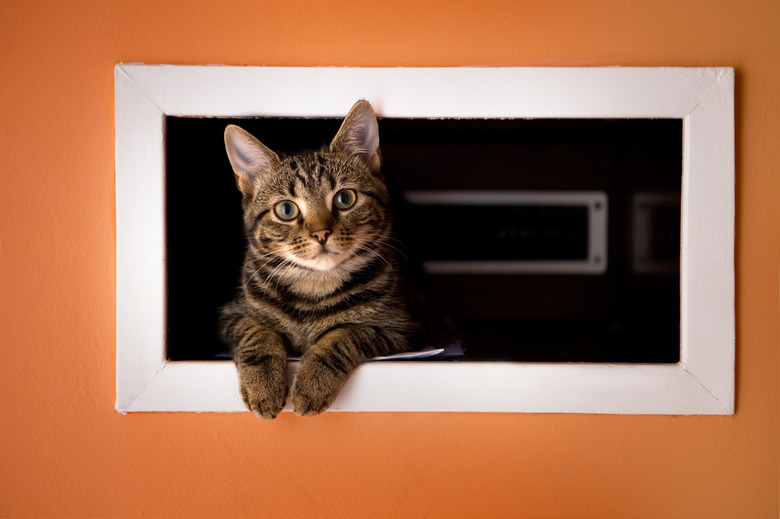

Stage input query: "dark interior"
[{"left": 165, "top": 116, "right": 682, "bottom": 363}]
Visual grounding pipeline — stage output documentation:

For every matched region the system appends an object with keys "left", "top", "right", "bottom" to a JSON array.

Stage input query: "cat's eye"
[
  {"left": 274, "top": 200, "right": 299, "bottom": 221},
  {"left": 334, "top": 189, "right": 357, "bottom": 210}
]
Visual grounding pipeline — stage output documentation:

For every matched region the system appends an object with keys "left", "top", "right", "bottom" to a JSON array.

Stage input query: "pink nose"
[{"left": 310, "top": 229, "right": 331, "bottom": 244}]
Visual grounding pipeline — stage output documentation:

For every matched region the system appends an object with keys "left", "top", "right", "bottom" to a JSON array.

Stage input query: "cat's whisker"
[
  {"left": 387, "top": 235, "right": 411, "bottom": 255},
  {"left": 357, "top": 243, "right": 390, "bottom": 266},
  {"left": 360, "top": 255, "right": 373, "bottom": 274},
  {"left": 242, "top": 266, "right": 263, "bottom": 291},
  {"left": 353, "top": 245, "right": 383, "bottom": 270},
  {"left": 375, "top": 241, "right": 410, "bottom": 262},
  {"left": 265, "top": 256, "right": 294, "bottom": 291},
  {"left": 356, "top": 231, "right": 406, "bottom": 263},
  {"left": 345, "top": 247, "right": 374, "bottom": 274},
  {"left": 243, "top": 245, "right": 295, "bottom": 291}
]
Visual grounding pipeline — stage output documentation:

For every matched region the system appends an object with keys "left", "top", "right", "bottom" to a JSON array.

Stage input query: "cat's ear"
[
  {"left": 330, "top": 100, "right": 381, "bottom": 172},
  {"left": 224, "top": 124, "right": 279, "bottom": 195}
]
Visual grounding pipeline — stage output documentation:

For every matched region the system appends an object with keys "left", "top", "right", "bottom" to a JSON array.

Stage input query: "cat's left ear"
[
  {"left": 330, "top": 100, "right": 381, "bottom": 172},
  {"left": 224, "top": 124, "right": 280, "bottom": 196}
]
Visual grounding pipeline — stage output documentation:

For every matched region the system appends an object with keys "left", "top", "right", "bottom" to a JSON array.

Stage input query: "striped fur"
[{"left": 221, "top": 101, "right": 421, "bottom": 418}]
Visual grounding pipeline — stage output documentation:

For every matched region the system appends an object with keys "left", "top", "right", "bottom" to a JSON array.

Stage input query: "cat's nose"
[{"left": 310, "top": 229, "right": 331, "bottom": 245}]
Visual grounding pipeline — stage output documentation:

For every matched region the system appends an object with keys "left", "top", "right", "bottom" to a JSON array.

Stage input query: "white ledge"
[{"left": 118, "top": 360, "right": 731, "bottom": 415}]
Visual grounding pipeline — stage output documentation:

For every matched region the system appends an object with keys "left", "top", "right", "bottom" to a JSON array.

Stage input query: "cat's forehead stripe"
[
  {"left": 285, "top": 176, "right": 297, "bottom": 197},
  {"left": 281, "top": 151, "right": 341, "bottom": 193},
  {"left": 294, "top": 170, "right": 309, "bottom": 190}
]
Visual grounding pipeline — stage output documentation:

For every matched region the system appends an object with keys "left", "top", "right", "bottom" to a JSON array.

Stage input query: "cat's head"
[{"left": 224, "top": 100, "right": 392, "bottom": 275}]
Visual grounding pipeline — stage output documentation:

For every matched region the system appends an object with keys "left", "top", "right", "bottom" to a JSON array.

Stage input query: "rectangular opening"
[
  {"left": 165, "top": 117, "right": 682, "bottom": 364},
  {"left": 116, "top": 65, "right": 734, "bottom": 414}
]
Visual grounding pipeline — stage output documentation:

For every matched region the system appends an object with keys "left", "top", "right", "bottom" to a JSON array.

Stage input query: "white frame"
[{"left": 115, "top": 65, "right": 735, "bottom": 414}]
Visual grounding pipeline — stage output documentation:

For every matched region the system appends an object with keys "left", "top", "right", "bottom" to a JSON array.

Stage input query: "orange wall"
[{"left": 1, "top": 0, "right": 778, "bottom": 517}]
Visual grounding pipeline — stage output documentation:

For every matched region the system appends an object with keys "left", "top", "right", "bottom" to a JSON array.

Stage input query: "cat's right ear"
[{"left": 224, "top": 125, "right": 279, "bottom": 195}]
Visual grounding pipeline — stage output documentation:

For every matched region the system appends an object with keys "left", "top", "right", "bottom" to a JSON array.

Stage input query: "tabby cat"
[{"left": 220, "top": 100, "right": 421, "bottom": 419}]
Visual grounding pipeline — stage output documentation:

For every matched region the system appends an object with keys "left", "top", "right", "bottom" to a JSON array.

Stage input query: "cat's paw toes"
[
  {"left": 290, "top": 372, "right": 341, "bottom": 417},
  {"left": 291, "top": 354, "right": 351, "bottom": 416},
  {"left": 237, "top": 360, "right": 288, "bottom": 420},
  {"left": 242, "top": 387, "right": 287, "bottom": 420},
  {"left": 290, "top": 389, "right": 336, "bottom": 417}
]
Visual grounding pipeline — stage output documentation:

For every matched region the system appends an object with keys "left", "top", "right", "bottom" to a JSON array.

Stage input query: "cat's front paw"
[
  {"left": 236, "top": 356, "right": 288, "bottom": 420},
  {"left": 290, "top": 388, "right": 336, "bottom": 417},
  {"left": 290, "top": 360, "right": 346, "bottom": 417}
]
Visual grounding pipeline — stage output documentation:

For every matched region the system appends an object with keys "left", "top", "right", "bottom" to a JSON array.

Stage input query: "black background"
[{"left": 165, "top": 117, "right": 682, "bottom": 363}]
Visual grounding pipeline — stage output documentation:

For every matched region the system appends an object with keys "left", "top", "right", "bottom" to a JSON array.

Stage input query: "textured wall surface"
[{"left": 1, "top": 0, "right": 778, "bottom": 517}]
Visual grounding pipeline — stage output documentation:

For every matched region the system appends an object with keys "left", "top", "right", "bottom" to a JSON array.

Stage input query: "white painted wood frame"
[{"left": 115, "top": 65, "right": 735, "bottom": 414}]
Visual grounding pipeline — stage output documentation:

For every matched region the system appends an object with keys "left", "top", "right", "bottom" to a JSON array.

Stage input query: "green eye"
[
  {"left": 334, "top": 189, "right": 357, "bottom": 210},
  {"left": 274, "top": 200, "right": 299, "bottom": 221}
]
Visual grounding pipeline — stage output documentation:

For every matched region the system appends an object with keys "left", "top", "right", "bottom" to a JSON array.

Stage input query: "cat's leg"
[
  {"left": 291, "top": 326, "right": 395, "bottom": 416},
  {"left": 224, "top": 315, "right": 289, "bottom": 420}
]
